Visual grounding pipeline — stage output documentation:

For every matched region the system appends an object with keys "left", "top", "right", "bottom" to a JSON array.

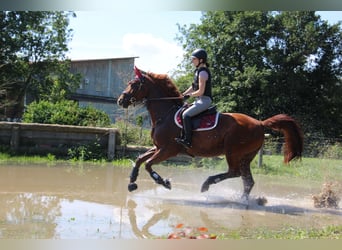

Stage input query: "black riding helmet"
[{"left": 191, "top": 48, "right": 207, "bottom": 62}]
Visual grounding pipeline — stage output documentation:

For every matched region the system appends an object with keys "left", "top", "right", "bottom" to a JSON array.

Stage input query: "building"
[
  {"left": 69, "top": 57, "right": 136, "bottom": 123},
  {"left": 1, "top": 57, "right": 144, "bottom": 124}
]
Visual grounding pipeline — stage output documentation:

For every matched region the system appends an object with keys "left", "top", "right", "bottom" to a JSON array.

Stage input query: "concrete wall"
[
  {"left": 0, "top": 122, "right": 193, "bottom": 163},
  {"left": 0, "top": 122, "right": 118, "bottom": 160}
]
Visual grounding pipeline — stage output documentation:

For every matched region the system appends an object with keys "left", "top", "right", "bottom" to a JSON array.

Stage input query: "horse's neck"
[{"left": 147, "top": 89, "right": 179, "bottom": 126}]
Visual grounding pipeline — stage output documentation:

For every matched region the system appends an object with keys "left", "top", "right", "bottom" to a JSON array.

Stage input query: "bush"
[
  {"left": 23, "top": 100, "right": 111, "bottom": 127},
  {"left": 113, "top": 120, "right": 153, "bottom": 146},
  {"left": 67, "top": 138, "right": 105, "bottom": 161},
  {"left": 321, "top": 142, "right": 342, "bottom": 159}
]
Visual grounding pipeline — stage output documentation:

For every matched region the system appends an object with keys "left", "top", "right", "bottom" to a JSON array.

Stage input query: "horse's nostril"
[
  {"left": 117, "top": 94, "right": 126, "bottom": 106},
  {"left": 117, "top": 97, "right": 122, "bottom": 106}
]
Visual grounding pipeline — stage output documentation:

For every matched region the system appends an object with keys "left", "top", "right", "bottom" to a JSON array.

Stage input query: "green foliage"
[
  {"left": 224, "top": 225, "right": 342, "bottom": 239},
  {"left": 321, "top": 142, "right": 342, "bottom": 159},
  {"left": 113, "top": 120, "right": 153, "bottom": 146},
  {"left": 22, "top": 100, "right": 111, "bottom": 127},
  {"left": 176, "top": 11, "right": 342, "bottom": 138},
  {"left": 173, "top": 72, "right": 194, "bottom": 93},
  {"left": 67, "top": 139, "right": 105, "bottom": 161},
  {"left": 0, "top": 11, "right": 80, "bottom": 118}
]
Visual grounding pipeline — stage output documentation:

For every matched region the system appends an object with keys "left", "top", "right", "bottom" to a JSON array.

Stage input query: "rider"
[{"left": 175, "top": 48, "right": 213, "bottom": 148}]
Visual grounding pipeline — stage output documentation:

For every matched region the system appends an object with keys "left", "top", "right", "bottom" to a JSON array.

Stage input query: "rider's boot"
[{"left": 175, "top": 116, "right": 192, "bottom": 148}]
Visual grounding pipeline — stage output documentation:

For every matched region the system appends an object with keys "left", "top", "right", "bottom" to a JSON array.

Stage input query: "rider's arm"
[
  {"left": 191, "top": 70, "right": 208, "bottom": 97},
  {"left": 182, "top": 85, "right": 193, "bottom": 96}
]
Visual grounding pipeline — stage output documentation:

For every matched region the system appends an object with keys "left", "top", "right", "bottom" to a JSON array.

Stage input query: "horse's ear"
[{"left": 134, "top": 66, "right": 144, "bottom": 81}]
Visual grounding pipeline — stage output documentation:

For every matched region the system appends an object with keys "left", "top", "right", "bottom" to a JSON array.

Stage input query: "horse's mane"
[{"left": 145, "top": 72, "right": 181, "bottom": 98}]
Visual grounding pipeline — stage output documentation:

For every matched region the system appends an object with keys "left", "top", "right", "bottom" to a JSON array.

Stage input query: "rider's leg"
[
  {"left": 175, "top": 96, "right": 212, "bottom": 148},
  {"left": 176, "top": 113, "right": 192, "bottom": 147}
]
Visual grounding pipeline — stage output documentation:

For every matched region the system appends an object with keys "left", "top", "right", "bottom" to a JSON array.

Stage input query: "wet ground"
[{"left": 0, "top": 163, "right": 341, "bottom": 239}]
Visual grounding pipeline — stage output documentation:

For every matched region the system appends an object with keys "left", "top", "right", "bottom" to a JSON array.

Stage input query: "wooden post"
[
  {"left": 258, "top": 143, "right": 264, "bottom": 168},
  {"left": 107, "top": 129, "right": 116, "bottom": 160},
  {"left": 10, "top": 125, "right": 20, "bottom": 152},
  {"left": 258, "top": 133, "right": 270, "bottom": 168}
]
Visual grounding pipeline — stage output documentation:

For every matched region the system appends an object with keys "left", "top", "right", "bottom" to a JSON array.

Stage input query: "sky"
[{"left": 67, "top": 11, "right": 341, "bottom": 74}]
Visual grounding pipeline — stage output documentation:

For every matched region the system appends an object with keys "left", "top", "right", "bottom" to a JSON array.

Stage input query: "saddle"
[{"left": 174, "top": 105, "right": 219, "bottom": 131}]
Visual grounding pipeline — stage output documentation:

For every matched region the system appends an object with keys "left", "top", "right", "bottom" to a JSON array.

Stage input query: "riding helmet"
[{"left": 191, "top": 48, "right": 207, "bottom": 61}]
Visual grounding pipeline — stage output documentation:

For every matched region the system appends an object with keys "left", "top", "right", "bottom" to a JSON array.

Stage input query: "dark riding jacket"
[{"left": 192, "top": 67, "right": 212, "bottom": 100}]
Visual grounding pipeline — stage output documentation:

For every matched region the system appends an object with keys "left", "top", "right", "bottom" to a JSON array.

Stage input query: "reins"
[{"left": 145, "top": 96, "right": 183, "bottom": 101}]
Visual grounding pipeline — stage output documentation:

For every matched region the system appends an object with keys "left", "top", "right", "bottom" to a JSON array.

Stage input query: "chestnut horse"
[{"left": 117, "top": 67, "right": 303, "bottom": 200}]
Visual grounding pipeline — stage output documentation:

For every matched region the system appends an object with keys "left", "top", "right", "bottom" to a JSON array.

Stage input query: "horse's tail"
[{"left": 261, "top": 114, "right": 303, "bottom": 164}]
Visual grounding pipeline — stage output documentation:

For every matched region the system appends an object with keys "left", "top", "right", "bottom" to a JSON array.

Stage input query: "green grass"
[
  {"left": 0, "top": 152, "right": 58, "bottom": 164},
  {"left": 252, "top": 155, "right": 342, "bottom": 182},
  {"left": 164, "top": 223, "right": 342, "bottom": 239},
  {"left": 218, "top": 225, "right": 342, "bottom": 239},
  {"left": 186, "top": 154, "right": 342, "bottom": 183},
  {"left": 1, "top": 152, "right": 341, "bottom": 182},
  {"left": 111, "top": 158, "right": 134, "bottom": 167}
]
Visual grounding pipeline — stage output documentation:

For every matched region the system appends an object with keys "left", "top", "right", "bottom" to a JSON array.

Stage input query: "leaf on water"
[
  {"left": 197, "top": 227, "right": 208, "bottom": 232},
  {"left": 175, "top": 223, "right": 184, "bottom": 229}
]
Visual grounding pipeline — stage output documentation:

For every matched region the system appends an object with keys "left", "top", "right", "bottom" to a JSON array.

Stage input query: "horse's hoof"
[
  {"left": 201, "top": 182, "right": 209, "bottom": 193},
  {"left": 128, "top": 183, "right": 138, "bottom": 192},
  {"left": 164, "top": 179, "right": 172, "bottom": 190},
  {"left": 240, "top": 194, "right": 249, "bottom": 205}
]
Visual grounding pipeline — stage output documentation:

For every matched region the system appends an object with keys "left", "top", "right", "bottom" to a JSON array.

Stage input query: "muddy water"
[{"left": 0, "top": 163, "right": 341, "bottom": 239}]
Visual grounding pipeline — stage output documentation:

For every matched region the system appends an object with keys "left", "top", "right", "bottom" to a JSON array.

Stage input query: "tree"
[
  {"left": 176, "top": 11, "right": 342, "bottom": 138},
  {"left": 268, "top": 12, "right": 342, "bottom": 137},
  {"left": 0, "top": 11, "right": 80, "bottom": 119}
]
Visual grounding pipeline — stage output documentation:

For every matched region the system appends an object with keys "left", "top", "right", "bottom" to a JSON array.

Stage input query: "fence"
[
  {"left": 0, "top": 122, "right": 118, "bottom": 160},
  {"left": 0, "top": 122, "right": 192, "bottom": 163}
]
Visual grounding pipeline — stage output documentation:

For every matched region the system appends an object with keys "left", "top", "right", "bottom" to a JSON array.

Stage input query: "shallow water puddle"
[{"left": 0, "top": 163, "right": 341, "bottom": 239}]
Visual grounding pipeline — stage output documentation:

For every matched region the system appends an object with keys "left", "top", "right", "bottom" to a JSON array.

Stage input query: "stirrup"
[{"left": 175, "top": 137, "right": 191, "bottom": 148}]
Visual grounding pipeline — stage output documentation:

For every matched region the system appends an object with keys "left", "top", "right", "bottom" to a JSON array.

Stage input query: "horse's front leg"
[
  {"left": 144, "top": 148, "right": 177, "bottom": 190},
  {"left": 128, "top": 146, "right": 157, "bottom": 192}
]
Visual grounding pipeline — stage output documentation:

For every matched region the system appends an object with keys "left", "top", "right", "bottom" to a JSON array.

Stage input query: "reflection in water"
[
  {"left": 0, "top": 163, "right": 341, "bottom": 239},
  {"left": 127, "top": 199, "right": 170, "bottom": 239},
  {"left": 1, "top": 193, "right": 61, "bottom": 238}
]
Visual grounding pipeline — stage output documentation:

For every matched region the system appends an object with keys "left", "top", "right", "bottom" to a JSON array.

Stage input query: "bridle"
[
  {"left": 122, "top": 66, "right": 183, "bottom": 105},
  {"left": 119, "top": 66, "right": 185, "bottom": 126}
]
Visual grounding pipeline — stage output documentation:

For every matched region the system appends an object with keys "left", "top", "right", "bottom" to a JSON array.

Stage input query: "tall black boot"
[{"left": 175, "top": 116, "right": 192, "bottom": 148}]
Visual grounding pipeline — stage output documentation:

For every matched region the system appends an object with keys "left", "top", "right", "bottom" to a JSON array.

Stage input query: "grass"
[
  {"left": 218, "top": 225, "right": 342, "bottom": 239},
  {"left": 165, "top": 223, "right": 342, "bottom": 240},
  {"left": 0, "top": 152, "right": 58, "bottom": 165},
  {"left": 187, "top": 154, "right": 342, "bottom": 183},
  {"left": 1, "top": 152, "right": 341, "bottom": 181},
  {"left": 253, "top": 155, "right": 342, "bottom": 182}
]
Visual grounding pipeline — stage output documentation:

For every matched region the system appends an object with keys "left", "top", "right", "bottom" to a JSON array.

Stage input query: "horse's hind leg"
[
  {"left": 128, "top": 147, "right": 157, "bottom": 192},
  {"left": 201, "top": 150, "right": 241, "bottom": 192},
  {"left": 201, "top": 170, "right": 240, "bottom": 193},
  {"left": 239, "top": 151, "right": 258, "bottom": 201},
  {"left": 201, "top": 152, "right": 255, "bottom": 201},
  {"left": 241, "top": 173, "right": 254, "bottom": 201}
]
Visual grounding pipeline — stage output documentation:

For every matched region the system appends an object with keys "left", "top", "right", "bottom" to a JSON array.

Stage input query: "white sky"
[
  {"left": 67, "top": 11, "right": 341, "bottom": 74},
  {"left": 67, "top": 11, "right": 202, "bottom": 74}
]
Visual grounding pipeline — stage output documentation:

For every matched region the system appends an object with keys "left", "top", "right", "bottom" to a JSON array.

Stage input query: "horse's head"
[{"left": 117, "top": 66, "right": 148, "bottom": 108}]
